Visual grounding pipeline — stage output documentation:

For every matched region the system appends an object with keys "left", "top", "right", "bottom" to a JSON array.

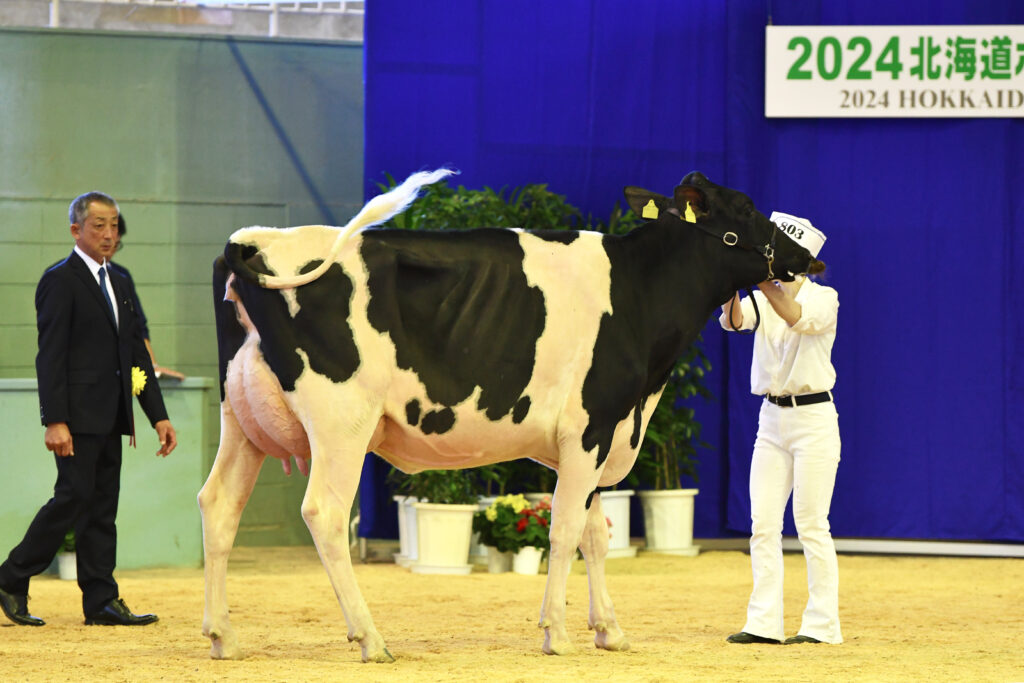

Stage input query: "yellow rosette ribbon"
[{"left": 131, "top": 366, "right": 147, "bottom": 396}]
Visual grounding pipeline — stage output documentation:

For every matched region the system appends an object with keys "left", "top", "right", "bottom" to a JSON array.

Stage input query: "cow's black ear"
[
  {"left": 673, "top": 184, "right": 707, "bottom": 218},
  {"left": 624, "top": 187, "right": 670, "bottom": 220}
]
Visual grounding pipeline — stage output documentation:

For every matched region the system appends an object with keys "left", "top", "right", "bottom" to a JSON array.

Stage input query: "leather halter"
[
  {"left": 685, "top": 216, "right": 778, "bottom": 335},
  {"left": 687, "top": 215, "right": 779, "bottom": 281}
]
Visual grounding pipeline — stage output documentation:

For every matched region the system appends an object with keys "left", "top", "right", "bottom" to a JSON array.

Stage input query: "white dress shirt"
[
  {"left": 719, "top": 278, "right": 838, "bottom": 397},
  {"left": 74, "top": 245, "right": 119, "bottom": 328}
]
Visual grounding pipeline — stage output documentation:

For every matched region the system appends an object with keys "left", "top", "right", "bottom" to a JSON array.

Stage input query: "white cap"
[{"left": 769, "top": 211, "right": 826, "bottom": 258}]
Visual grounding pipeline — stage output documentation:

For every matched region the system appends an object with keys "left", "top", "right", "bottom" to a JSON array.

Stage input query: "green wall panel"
[
  {"left": 0, "top": 285, "right": 37, "bottom": 323},
  {"left": 0, "top": 27, "right": 364, "bottom": 549},
  {"left": 0, "top": 201, "right": 45, "bottom": 242},
  {"left": 0, "top": 378, "right": 215, "bottom": 570}
]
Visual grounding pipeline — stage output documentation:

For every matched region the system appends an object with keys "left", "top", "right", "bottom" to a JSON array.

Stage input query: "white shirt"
[
  {"left": 74, "top": 245, "right": 119, "bottom": 328},
  {"left": 718, "top": 278, "right": 838, "bottom": 397}
]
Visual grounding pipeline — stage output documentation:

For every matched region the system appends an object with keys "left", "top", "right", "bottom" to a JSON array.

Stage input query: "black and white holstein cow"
[{"left": 199, "top": 169, "right": 823, "bottom": 663}]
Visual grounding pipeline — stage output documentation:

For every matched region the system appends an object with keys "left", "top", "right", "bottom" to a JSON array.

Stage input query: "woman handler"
[{"left": 721, "top": 211, "right": 842, "bottom": 646}]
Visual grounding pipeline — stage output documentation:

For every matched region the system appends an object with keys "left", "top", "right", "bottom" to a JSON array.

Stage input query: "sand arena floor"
[{"left": 1, "top": 545, "right": 1022, "bottom": 682}]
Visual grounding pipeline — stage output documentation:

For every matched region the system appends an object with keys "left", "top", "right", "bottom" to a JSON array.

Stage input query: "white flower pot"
[
  {"left": 638, "top": 489, "right": 700, "bottom": 556},
  {"left": 469, "top": 495, "right": 499, "bottom": 566},
  {"left": 601, "top": 489, "right": 638, "bottom": 558},
  {"left": 393, "top": 495, "right": 411, "bottom": 566},
  {"left": 524, "top": 492, "right": 552, "bottom": 505},
  {"left": 486, "top": 546, "right": 513, "bottom": 574},
  {"left": 512, "top": 546, "right": 544, "bottom": 575},
  {"left": 57, "top": 551, "right": 77, "bottom": 581},
  {"left": 398, "top": 496, "right": 419, "bottom": 567},
  {"left": 410, "top": 502, "right": 477, "bottom": 575}
]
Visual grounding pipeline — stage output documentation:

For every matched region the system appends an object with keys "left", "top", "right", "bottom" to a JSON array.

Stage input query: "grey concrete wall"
[{"left": 0, "top": 26, "right": 364, "bottom": 546}]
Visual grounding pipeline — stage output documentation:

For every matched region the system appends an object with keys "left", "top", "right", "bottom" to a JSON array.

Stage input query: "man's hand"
[
  {"left": 45, "top": 422, "right": 74, "bottom": 457},
  {"left": 154, "top": 420, "right": 177, "bottom": 457}
]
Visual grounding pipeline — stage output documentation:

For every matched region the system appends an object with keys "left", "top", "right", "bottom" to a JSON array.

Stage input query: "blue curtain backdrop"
[{"left": 359, "top": 0, "right": 1024, "bottom": 542}]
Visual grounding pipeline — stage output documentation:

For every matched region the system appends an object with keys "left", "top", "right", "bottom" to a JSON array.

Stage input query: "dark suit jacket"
[
  {"left": 109, "top": 261, "right": 150, "bottom": 341},
  {"left": 35, "top": 251, "right": 168, "bottom": 436}
]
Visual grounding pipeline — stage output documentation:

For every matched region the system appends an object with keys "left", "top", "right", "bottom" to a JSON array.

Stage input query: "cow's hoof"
[
  {"left": 542, "top": 633, "right": 576, "bottom": 656},
  {"left": 595, "top": 630, "right": 630, "bottom": 652},
  {"left": 589, "top": 619, "right": 630, "bottom": 651},
  {"left": 208, "top": 633, "right": 242, "bottom": 660},
  {"left": 363, "top": 646, "right": 395, "bottom": 664},
  {"left": 359, "top": 634, "right": 395, "bottom": 664}
]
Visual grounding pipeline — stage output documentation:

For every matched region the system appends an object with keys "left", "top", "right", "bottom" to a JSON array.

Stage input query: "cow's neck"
[{"left": 605, "top": 219, "right": 737, "bottom": 391}]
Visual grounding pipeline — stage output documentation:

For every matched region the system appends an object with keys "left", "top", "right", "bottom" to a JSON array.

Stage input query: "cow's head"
[{"left": 625, "top": 172, "right": 825, "bottom": 284}]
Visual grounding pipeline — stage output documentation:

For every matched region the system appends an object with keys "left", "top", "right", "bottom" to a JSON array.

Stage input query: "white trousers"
[{"left": 743, "top": 399, "right": 842, "bottom": 644}]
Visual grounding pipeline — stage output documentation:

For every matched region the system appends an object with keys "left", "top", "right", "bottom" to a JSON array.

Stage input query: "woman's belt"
[{"left": 765, "top": 391, "right": 833, "bottom": 407}]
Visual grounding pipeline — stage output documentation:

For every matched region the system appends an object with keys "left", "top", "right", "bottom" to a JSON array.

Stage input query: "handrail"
[{"left": 45, "top": 1, "right": 364, "bottom": 38}]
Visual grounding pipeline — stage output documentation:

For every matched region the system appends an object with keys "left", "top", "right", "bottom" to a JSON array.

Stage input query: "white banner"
[{"left": 765, "top": 25, "right": 1024, "bottom": 118}]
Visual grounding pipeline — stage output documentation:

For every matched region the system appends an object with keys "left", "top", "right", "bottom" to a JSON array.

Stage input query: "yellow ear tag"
[
  {"left": 641, "top": 199, "right": 659, "bottom": 219},
  {"left": 683, "top": 202, "right": 697, "bottom": 223}
]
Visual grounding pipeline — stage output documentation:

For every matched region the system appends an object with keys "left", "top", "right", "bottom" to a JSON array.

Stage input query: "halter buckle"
[{"left": 722, "top": 232, "right": 739, "bottom": 246}]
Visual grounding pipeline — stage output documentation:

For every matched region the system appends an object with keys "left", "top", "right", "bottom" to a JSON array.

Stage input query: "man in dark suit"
[{"left": 0, "top": 191, "right": 177, "bottom": 627}]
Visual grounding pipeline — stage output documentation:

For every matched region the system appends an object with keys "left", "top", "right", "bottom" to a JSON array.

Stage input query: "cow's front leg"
[
  {"left": 302, "top": 431, "right": 392, "bottom": 663},
  {"left": 540, "top": 462, "right": 599, "bottom": 655},
  {"left": 198, "top": 405, "right": 266, "bottom": 660},
  {"left": 579, "top": 493, "right": 629, "bottom": 651}
]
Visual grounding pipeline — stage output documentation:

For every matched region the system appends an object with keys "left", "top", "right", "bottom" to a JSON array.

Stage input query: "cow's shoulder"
[
  {"left": 361, "top": 226, "right": 545, "bottom": 428},
  {"left": 577, "top": 221, "right": 699, "bottom": 466}
]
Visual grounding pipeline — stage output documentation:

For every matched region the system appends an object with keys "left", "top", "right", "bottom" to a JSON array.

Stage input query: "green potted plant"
[
  {"left": 630, "top": 342, "right": 712, "bottom": 556},
  {"left": 389, "top": 468, "right": 479, "bottom": 574},
  {"left": 473, "top": 494, "right": 551, "bottom": 574},
  {"left": 378, "top": 175, "right": 587, "bottom": 234}
]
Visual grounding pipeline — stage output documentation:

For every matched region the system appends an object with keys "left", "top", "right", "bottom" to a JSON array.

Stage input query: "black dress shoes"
[
  {"left": 0, "top": 586, "right": 45, "bottom": 626},
  {"left": 84, "top": 598, "right": 158, "bottom": 626},
  {"left": 784, "top": 634, "right": 823, "bottom": 644},
  {"left": 726, "top": 631, "right": 781, "bottom": 644}
]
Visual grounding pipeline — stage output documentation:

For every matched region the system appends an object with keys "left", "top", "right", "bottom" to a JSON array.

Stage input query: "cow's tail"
[{"left": 226, "top": 168, "right": 455, "bottom": 289}]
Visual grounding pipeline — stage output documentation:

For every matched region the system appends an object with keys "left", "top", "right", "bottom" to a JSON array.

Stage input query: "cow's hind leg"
[
  {"left": 579, "top": 493, "right": 630, "bottom": 651},
  {"left": 301, "top": 429, "right": 392, "bottom": 663},
  {"left": 198, "top": 404, "right": 266, "bottom": 660}
]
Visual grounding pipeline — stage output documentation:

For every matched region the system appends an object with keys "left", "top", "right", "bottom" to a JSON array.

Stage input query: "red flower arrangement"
[{"left": 473, "top": 494, "right": 552, "bottom": 553}]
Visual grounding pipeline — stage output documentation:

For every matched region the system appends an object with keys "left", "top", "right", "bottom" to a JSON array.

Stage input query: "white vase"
[
  {"left": 410, "top": 502, "right": 477, "bottom": 575},
  {"left": 401, "top": 496, "right": 419, "bottom": 567},
  {"left": 469, "top": 496, "right": 499, "bottom": 566},
  {"left": 524, "top": 492, "right": 552, "bottom": 505},
  {"left": 638, "top": 489, "right": 700, "bottom": 556},
  {"left": 393, "top": 495, "right": 410, "bottom": 566},
  {"left": 600, "top": 489, "right": 638, "bottom": 558},
  {"left": 512, "top": 546, "right": 544, "bottom": 575},
  {"left": 486, "top": 546, "right": 513, "bottom": 573},
  {"left": 57, "top": 551, "right": 77, "bottom": 581}
]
